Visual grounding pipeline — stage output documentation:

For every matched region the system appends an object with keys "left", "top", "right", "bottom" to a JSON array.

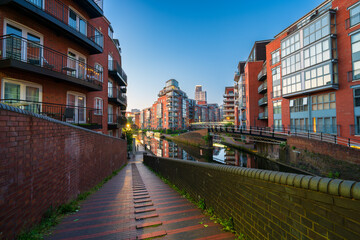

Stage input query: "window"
[
  {"left": 351, "top": 32, "right": 360, "bottom": 80},
  {"left": 108, "top": 26, "right": 113, "bottom": 39},
  {"left": 303, "top": 14, "right": 330, "bottom": 46},
  {"left": 108, "top": 54, "right": 113, "bottom": 70},
  {"left": 27, "top": 0, "right": 43, "bottom": 8},
  {"left": 304, "top": 63, "right": 331, "bottom": 89},
  {"left": 283, "top": 74, "right": 301, "bottom": 95},
  {"left": 290, "top": 118, "right": 309, "bottom": 131},
  {"left": 274, "top": 119, "right": 282, "bottom": 130},
  {"left": 108, "top": 105, "right": 113, "bottom": 123},
  {"left": 281, "top": 32, "right": 300, "bottom": 57},
  {"left": 354, "top": 88, "right": 360, "bottom": 107},
  {"left": 282, "top": 52, "right": 301, "bottom": 76},
  {"left": 69, "top": 9, "right": 87, "bottom": 35},
  {"left": 312, "top": 92, "right": 336, "bottom": 110},
  {"left": 94, "top": 28, "right": 103, "bottom": 47},
  {"left": 2, "top": 79, "right": 42, "bottom": 113},
  {"left": 273, "top": 101, "right": 282, "bottom": 115},
  {"left": 94, "top": 63, "right": 103, "bottom": 82},
  {"left": 94, "top": 97, "right": 103, "bottom": 115},
  {"left": 67, "top": 50, "right": 86, "bottom": 79},
  {"left": 271, "top": 50, "right": 280, "bottom": 65},
  {"left": 290, "top": 97, "right": 308, "bottom": 113},
  {"left": 350, "top": 4, "right": 360, "bottom": 27},
  {"left": 272, "top": 67, "right": 281, "bottom": 98},
  {"left": 304, "top": 38, "right": 331, "bottom": 68},
  {"left": 108, "top": 80, "right": 113, "bottom": 97},
  {"left": 67, "top": 92, "right": 86, "bottom": 123}
]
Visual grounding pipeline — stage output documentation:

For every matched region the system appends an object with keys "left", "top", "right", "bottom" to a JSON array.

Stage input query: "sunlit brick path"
[{"left": 48, "top": 149, "right": 235, "bottom": 240}]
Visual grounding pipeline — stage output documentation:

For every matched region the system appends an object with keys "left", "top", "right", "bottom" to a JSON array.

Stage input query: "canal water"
[{"left": 137, "top": 133, "right": 309, "bottom": 175}]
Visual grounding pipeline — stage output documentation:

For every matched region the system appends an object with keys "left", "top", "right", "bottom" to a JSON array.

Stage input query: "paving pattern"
[{"left": 48, "top": 148, "right": 235, "bottom": 240}]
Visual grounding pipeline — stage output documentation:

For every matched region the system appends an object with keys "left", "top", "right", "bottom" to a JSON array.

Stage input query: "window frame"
[{"left": 94, "top": 97, "right": 103, "bottom": 115}]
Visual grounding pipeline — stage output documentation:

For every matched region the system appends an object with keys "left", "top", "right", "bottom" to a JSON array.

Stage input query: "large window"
[
  {"left": 283, "top": 74, "right": 301, "bottom": 95},
  {"left": 272, "top": 67, "right": 281, "bottom": 98},
  {"left": 351, "top": 32, "right": 360, "bottom": 80},
  {"left": 94, "top": 97, "right": 103, "bottom": 115},
  {"left": 304, "top": 64, "right": 331, "bottom": 90},
  {"left": 69, "top": 9, "right": 86, "bottom": 35},
  {"left": 290, "top": 97, "right": 308, "bottom": 113},
  {"left": 350, "top": 4, "right": 360, "bottom": 28},
  {"left": 271, "top": 50, "right": 280, "bottom": 65},
  {"left": 94, "top": 63, "right": 103, "bottom": 82},
  {"left": 303, "top": 14, "right": 330, "bottom": 46},
  {"left": 67, "top": 92, "right": 86, "bottom": 123},
  {"left": 355, "top": 88, "right": 360, "bottom": 107},
  {"left": 311, "top": 92, "right": 336, "bottom": 110},
  {"left": 273, "top": 101, "right": 281, "bottom": 114},
  {"left": 282, "top": 53, "right": 301, "bottom": 76},
  {"left": 281, "top": 33, "right": 300, "bottom": 57},
  {"left": 304, "top": 38, "right": 331, "bottom": 68}
]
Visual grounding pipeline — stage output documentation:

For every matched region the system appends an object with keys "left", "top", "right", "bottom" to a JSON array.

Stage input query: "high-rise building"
[
  {"left": 195, "top": 85, "right": 207, "bottom": 104},
  {"left": 223, "top": 87, "right": 235, "bottom": 123}
]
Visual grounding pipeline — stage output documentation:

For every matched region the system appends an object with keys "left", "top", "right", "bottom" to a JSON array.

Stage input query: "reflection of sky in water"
[{"left": 213, "top": 148, "right": 226, "bottom": 163}]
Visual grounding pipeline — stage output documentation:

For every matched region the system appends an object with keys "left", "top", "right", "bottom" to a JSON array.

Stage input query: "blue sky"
[{"left": 105, "top": 0, "right": 324, "bottom": 111}]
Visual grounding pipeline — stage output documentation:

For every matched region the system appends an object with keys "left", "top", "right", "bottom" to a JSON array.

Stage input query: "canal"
[{"left": 137, "top": 133, "right": 310, "bottom": 175}]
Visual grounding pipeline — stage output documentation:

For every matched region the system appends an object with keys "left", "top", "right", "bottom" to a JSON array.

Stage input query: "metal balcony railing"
[
  {"left": 25, "top": 0, "right": 103, "bottom": 48},
  {"left": 108, "top": 87, "right": 127, "bottom": 105},
  {"left": 1, "top": 99, "right": 102, "bottom": 128},
  {"left": 257, "top": 66, "right": 267, "bottom": 81},
  {"left": 258, "top": 95, "right": 268, "bottom": 106},
  {"left": 0, "top": 35, "right": 103, "bottom": 87},
  {"left": 258, "top": 112, "right": 268, "bottom": 120},
  {"left": 258, "top": 81, "right": 267, "bottom": 93},
  {"left": 108, "top": 60, "right": 127, "bottom": 85},
  {"left": 108, "top": 114, "right": 127, "bottom": 125}
]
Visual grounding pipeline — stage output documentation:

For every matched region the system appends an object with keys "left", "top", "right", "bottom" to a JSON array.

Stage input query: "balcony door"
[
  {"left": 4, "top": 22, "right": 43, "bottom": 65},
  {"left": 67, "top": 50, "right": 86, "bottom": 80},
  {"left": 66, "top": 92, "right": 86, "bottom": 124}
]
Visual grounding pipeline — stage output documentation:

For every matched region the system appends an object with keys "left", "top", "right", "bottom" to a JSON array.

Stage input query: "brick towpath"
[{"left": 48, "top": 149, "right": 235, "bottom": 240}]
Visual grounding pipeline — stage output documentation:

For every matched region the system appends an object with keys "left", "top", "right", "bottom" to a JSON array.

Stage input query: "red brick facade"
[{"left": 0, "top": 108, "right": 127, "bottom": 239}]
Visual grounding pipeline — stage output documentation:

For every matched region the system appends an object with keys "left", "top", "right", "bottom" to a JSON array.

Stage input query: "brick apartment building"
[
  {"left": 0, "top": 0, "right": 127, "bottom": 137},
  {"left": 140, "top": 80, "right": 220, "bottom": 130},
  {"left": 223, "top": 86, "right": 235, "bottom": 123},
  {"left": 265, "top": 0, "right": 360, "bottom": 139}
]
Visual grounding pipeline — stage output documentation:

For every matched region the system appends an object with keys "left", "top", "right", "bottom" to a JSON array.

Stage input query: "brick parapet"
[
  {"left": 144, "top": 155, "right": 360, "bottom": 239},
  {"left": 0, "top": 104, "right": 127, "bottom": 239}
]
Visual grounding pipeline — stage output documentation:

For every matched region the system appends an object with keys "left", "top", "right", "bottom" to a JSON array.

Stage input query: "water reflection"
[{"left": 138, "top": 133, "right": 309, "bottom": 174}]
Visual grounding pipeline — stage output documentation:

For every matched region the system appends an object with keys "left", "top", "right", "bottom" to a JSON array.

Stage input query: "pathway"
[{"left": 47, "top": 148, "right": 235, "bottom": 239}]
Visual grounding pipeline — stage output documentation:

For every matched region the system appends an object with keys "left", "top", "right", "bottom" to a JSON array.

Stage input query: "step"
[
  {"left": 133, "top": 193, "right": 149, "bottom": 197},
  {"left": 134, "top": 203, "right": 154, "bottom": 208},
  {"left": 135, "top": 208, "right": 156, "bottom": 214},
  {"left": 136, "top": 221, "right": 162, "bottom": 229},
  {"left": 137, "top": 230, "right": 167, "bottom": 240},
  {"left": 134, "top": 196, "right": 150, "bottom": 200},
  {"left": 135, "top": 213, "right": 159, "bottom": 220},
  {"left": 134, "top": 199, "right": 152, "bottom": 204}
]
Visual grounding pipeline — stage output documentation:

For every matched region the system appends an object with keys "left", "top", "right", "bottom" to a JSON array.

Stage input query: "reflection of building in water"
[{"left": 224, "top": 148, "right": 235, "bottom": 165}]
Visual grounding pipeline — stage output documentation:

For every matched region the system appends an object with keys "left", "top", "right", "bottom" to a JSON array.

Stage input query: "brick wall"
[
  {"left": 0, "top": 105, "right": 127, "bottom": 239},
  {"left": 144, "top": 155, "right": 360, "bottom": 240}
]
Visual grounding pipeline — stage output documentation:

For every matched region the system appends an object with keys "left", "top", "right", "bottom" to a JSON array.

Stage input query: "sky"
[{"left": 104, "top": 0, "right": 324, "bottom": 111}]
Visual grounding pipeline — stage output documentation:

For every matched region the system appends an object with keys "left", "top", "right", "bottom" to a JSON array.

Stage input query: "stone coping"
[
  {"left": 0, "top": 103, "right": 125, "bottom": 142},
  {"left": 144, "top": 154, "right": 360, "bottom": 200}
]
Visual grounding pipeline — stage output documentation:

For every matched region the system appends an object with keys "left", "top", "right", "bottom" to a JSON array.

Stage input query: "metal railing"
[
  {"left": 93, "top": 0, "right": 103, "bottom": 10},
  {"left": 0, "top": 35, "right": 103, "bottom": 87},
  {"left": 1, "top": 99, "right": 102, "bottom": 127},
  {"left": 257, "top": 66, "right": 267, "bottom": 81},
  {"left": 258, "top": 112, "right": 268, "bottom": 120},
  {"left": 25, "top": 0, "right": 103, "bottom": 48},
  {"left": 258, "top": 95, "right": 268, "bottom": 106},
  {"left": 108, "top": 59, "right": 127, "bottom": 84},
  {"left": 191, "top": 124, "right": 360, "bottom": 149},
  {"left": 108, "top": 114, "right": 127, "bottom": 125},
  {"left": 258, "top": 81, "right": 267, "bottom": 93},
  {"left": 345, "top": 12, "right": 360, "bottom": 29},
  {"left": 108, "top": 87, "right": 127, "bottom": 105}
]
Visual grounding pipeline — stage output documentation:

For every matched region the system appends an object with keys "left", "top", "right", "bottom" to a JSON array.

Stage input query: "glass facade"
[
  {"left": 350, "top": 4, "right": 360, "bottom": 27},
  {"left": 303, "top": 14, "right": 330, "bottom": 46},
  {"left": 352, "top": 32, "right": 360, "bottom": 80},
  {"left": 272, "top": 67, "right": 281, "bottom": 98},
  {"left": 271, "top": 50, "right": 280, "bottom": 65},
  {"left": 281, "top": 33, "right": 300, "bottom": 57}
]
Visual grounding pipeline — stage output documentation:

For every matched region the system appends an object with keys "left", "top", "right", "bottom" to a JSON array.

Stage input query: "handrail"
[
  {"left": 108, "top": 59, "right": 127, "bottom": 84},
  {"left": 25, "top": 0, "right": 103, "bottom": 48},
  {"left": 190, "top": 124, "right": 360, "bottom": 148},
  {"left": 0, "top": 34, "right": 103, "bottom": 87}
]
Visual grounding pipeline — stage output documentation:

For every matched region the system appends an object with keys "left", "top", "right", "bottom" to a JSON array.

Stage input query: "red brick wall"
[{"left": 0, "top": 108, "right": 127, "bottom": 239}]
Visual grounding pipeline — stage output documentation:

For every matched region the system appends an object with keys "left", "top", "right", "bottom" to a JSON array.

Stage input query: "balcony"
[
  {"left": 223, "top": 103, "right": 234, "bottom": 107},
  {"left": 108, "top": 114, "right": 126, "bottom": 130},
  {"left": 258, "top": 95, "right": 268, "bottom": 106},
  {"left": 234, "top": 71, "right": 240, "bottom": 82},
  {"left": 108, "top": 87, "right": 127, "bottom": 109},
  {"left": 258, "top": 81, "right": 267, "bottom": 94},
  {"left": 73, "top": 0, "right": 104, "bottom": 18},
  {"left": 223, "top": 98, "right": 234, "bottom": 103},
  {"left": 0, "top": 35, "right": 102, "bottom": 91},
  {"left": 1, "top": 99, "right": 102, "bottom": 129},
  {"left": 223, "top": 109, "right": 234, "bottom": 113},
  {"left": 258, "top": 112, "right": 268, "bottom": 120},
  {"left": 1, "top": 0, "right": 104, "bottom": 54},
  {"left": 223, "top": 93, "right": 234, "bottom": 98},
  {"left": 108, "top": 60, "right": 127, "bottom": 86},
  {"left": 257, "top": 66, "right": 267, "bottom": 81}
]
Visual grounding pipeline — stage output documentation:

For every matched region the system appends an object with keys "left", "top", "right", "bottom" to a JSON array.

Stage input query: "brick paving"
[{"left": 47, "top": 148, "right": 235, "bottom": 240}]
